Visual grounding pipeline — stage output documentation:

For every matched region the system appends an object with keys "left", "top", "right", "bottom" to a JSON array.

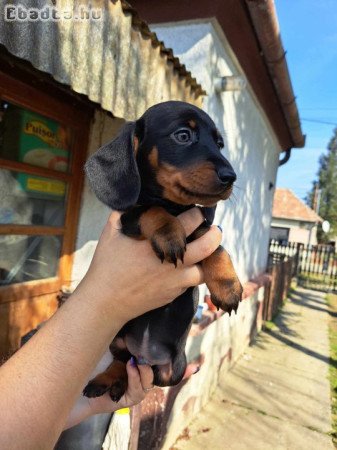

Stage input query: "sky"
[{"left": 275, "top": 0, "right": 337, "bottom": 201}]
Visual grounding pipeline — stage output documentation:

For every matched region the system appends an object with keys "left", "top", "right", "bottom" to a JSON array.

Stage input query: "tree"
[{"left": 306, "top": 127, "right": 337, "bottom": 243}]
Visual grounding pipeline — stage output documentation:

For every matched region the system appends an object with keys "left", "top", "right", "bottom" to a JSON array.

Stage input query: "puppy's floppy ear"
[{"left": 85, "top": 122, "right": 140, "bottom": 211}]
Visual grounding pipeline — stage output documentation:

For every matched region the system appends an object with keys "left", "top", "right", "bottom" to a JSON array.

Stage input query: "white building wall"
[
  {"left": 71, "top": 112, "right": 125, "bottom": 288},
  {"left": 289, "top": 227, "right": 310, "bottom": 245},
  {"left": 272, "top": 217, "right": 301, "bottom": 229},
  {"left": 152, "top": 19, "right": 281, "bottom": 284},
  {"left": 271, "top": 217, "right": 318, "bottom": 245}
]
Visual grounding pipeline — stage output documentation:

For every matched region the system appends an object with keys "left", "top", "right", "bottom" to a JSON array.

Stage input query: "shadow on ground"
[{"left": 264, "top": 289, "right": 337, "bottom": 369}]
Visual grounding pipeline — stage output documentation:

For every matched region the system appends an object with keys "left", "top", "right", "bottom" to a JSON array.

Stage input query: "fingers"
[
  {"left": 106, "top": 211, "right": 123, "bottom": 231},
  {"left": 183, "top": 362, "right": 200, "bottom": 379},
  {"left": 180, "top": 264, "right": 204, "bottom": 288},
  {"left": 87, "top": 360, "right": 150, "bottom": 414},
  {"left": 124, "top": 360, "right": 147, "bottom": 404},
  {"left": 108, "top": 210, "right": 122, "bottom": 223},
  {"left": 137, "top": 363, "right": 154, "bottom": 391},
  {"left": 177, "top": 207, "right": 204, "bottom": 236},
  {"left": 184, "top": 225, "right": 222, "bottom": 265}
]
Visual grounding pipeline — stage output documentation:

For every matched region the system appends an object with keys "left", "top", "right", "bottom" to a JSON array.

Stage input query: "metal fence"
[
  {"left": 268, "top": 240, "right": 337, "bottom": 293},
  {"left": 263, "top": 253, "right": 295, "bottom": 321}
]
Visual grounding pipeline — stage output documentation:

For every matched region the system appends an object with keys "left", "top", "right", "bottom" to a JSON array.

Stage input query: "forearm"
[{"left": 0, "top": 279, "right": 125, "bottom": 450}]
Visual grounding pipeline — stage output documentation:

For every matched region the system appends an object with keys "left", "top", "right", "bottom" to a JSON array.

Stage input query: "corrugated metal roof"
[{"left": 0, "top": 0, "right": 204, "bottom": 120}]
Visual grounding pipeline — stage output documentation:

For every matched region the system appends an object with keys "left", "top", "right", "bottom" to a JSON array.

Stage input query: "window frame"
[{"left": 0, "top": 70, "right": 92, "bottom": 303}]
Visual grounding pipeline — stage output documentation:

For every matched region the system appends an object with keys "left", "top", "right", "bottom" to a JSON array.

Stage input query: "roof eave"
[
  {"left": 120, "top": 1, "right": 206, "bottom": 97},
  {"left": 272, "top": 215, "right": 322, "bottom": 223},
  {"left": 245, "top": 0, "right": 305, "bottom": 148}
]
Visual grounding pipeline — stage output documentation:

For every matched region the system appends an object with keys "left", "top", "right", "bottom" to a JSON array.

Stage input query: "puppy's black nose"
[{"left": 217, "top": 169, "right": 236, "bottom": 185}]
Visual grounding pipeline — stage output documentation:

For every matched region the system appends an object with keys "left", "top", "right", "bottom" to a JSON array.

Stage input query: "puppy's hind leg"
[
  {"left": 152, "top": 352, "right": 187, "bottom": 387},
  {"left": 83, "top": 360, "right": 128, "bottom": 402}
]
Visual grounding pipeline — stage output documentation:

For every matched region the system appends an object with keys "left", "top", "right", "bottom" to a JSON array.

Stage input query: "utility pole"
[
  {"left": 312, "top": 183, "right": 321, "bottom": 214},
  {"left": 316, "top": 188, "right": 322, "bottom": 214}
]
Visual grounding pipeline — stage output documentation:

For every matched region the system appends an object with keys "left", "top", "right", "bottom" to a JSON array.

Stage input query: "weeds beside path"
[{"left": 327, "top": 293, "right": 337, "bottom": 447}]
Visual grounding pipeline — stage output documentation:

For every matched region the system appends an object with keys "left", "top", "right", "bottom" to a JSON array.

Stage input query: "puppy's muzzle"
[{"left": 217, "top": 168, "right": 237, "bottom": 188}]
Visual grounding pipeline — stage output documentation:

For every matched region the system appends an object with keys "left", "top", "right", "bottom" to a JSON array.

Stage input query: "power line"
[
  {"left": 301, "top": 118, "right": 337, "bottom": 126},
  {"left": 301, "top": 108, "right": 337, "bottom": 111}
]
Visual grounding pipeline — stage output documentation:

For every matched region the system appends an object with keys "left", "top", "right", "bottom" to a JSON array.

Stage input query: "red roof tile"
[{"left": 272, "top": 188, "right": 322, "bottom": 223}]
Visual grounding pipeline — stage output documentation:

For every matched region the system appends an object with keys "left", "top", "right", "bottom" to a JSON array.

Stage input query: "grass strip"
[{"left": 327, "top": 293, "right": 337, "bottom": 447}]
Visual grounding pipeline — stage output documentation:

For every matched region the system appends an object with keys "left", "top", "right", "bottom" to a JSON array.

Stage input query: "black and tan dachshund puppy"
[{"left": 83, "top": 101, "right": 242, "bottom": 401}]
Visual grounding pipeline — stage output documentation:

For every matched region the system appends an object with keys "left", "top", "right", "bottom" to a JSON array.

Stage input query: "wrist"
[
  {"left": 87, "top": 396, "right": 119, "bottom": 416},
  {"left": 72, "top": 274, "right": 130, "bottom": 329}
]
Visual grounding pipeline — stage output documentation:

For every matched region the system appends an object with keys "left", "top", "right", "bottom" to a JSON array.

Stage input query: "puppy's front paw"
[
  {"left": 151, "top": 222, "right": 187, "bottom": 266},
  {"left": 208, "top": 276, "right": 243, "bottom": 315}
]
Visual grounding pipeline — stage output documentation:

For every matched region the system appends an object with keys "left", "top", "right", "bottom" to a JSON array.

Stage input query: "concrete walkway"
[{"left": 172, "top": 287, "right": 334, "bottom": 450}]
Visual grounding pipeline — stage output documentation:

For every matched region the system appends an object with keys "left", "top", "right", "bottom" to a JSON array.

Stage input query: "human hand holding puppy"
[
  {"left": 66, "top": 206, "right": 220, "bottom": 427},
  {"left": 0, "top": 207, "right": 222, "bottom": 450},
  {"left": 78, "top": 207, "right": 221, "bottom": 323}
]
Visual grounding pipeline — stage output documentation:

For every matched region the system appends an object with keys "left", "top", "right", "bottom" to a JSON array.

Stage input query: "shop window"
[
  {"left": 0, "top": 71, "right": 91, "bottom": 299},
  {"left": 0, "top": 101, "right": 71, "bottom": 172}
]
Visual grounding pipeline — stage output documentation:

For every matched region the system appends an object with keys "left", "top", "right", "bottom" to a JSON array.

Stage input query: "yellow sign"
[
  {"left": 27, "top": 177, "right": 66, "bottom": 196},
  {"left": 24, "top": 120, "right": 62, "bottom": 148},
  {"left": 115, "top": 408, "right": 130, "bottom": 415}
]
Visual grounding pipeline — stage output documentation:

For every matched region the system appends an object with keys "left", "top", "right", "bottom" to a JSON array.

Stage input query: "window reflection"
[
  {"left": 0, "top": 169, "right": 66, "bottom": 226},
  {"left": 0, "top": 234, "right": 62, "bottom": 285}
]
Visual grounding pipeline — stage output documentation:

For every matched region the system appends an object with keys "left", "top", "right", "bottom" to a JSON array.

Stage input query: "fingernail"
[
  {"left": 217, "top": 225, "right": 222, "bottom": 233},
  {"left": 193, "top": 366, "right": 200, "bottom": 374},
  {"left": 136, "top": 356, "right": 149, "bottom": 365},
  {"left": 130, "top": 356, "right": 137, "bottom": 367}
]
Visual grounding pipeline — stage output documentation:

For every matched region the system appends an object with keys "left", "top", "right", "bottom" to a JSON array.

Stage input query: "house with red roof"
[{"left": 271, "top": 188, "right": 322, "bottom": 245}]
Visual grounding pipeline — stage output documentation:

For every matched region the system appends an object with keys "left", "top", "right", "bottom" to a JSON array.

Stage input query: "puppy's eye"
[
  {"left": 172, "top": 128, "right": 193, "bottom": 145},
  {"left": 217, "top": 138, "right": 224, "bottom": 149}
]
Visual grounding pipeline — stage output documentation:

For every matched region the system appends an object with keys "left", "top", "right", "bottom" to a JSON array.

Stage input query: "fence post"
[
  {"left": 267, "top": 265, "right": 276, "bottom": 321},
  {"left": 295, "top": 243, "right": 303, "bottom": 278}
]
